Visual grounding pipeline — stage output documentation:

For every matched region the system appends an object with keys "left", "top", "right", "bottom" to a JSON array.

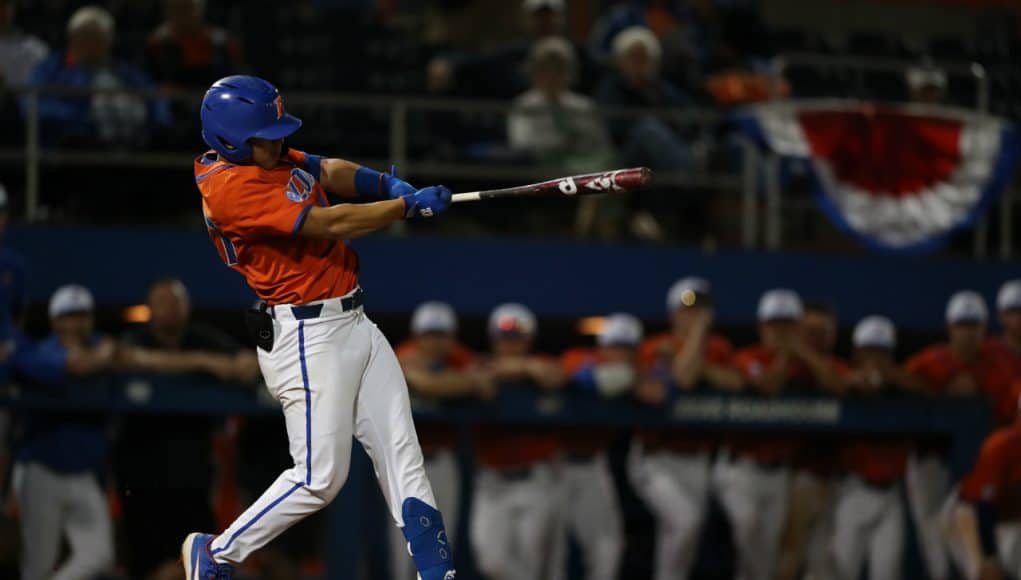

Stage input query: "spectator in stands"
[
  {"left": 595, "top": 26, "right": 697, "bottom": 240},
  {"left": 427, "top": 0, "right": 597, "bottom": 98},
  {"left": 719, "top": 289, "right": 848, "bottom": 580},
  {"left": 509, "top": 37, "right": 616, "bottom": 174},
  {"left": 470, "top": 303, "right": 566, "bottom": 580},
  {"left": 145, "top": 0, "right": 243, "bottom": 89},
  {"left": 832, "top": 316, "right": 913, "bottom": 580},
  {"left": 0, "top": 0, "right": 47, "bottom": 146},
  {"left": 508, "top": 37, "right": 620, "bottom": 240},
  {"left": 988, "top": 279, "right": 1021, "bottom": 377},
  {"left": 906, "top": 64, "right": 947, "bottom": 104},
  {"left": 905, "top": 290, "right": 1016, "bottom": 580},
  {"left": 390, "top": 301, "right": 492, "bottom": 580},
  {"left": 630, "top": 277, "right": 740, "bottom": 580},
  {"left": 556, "top": 313, "right": 640, "bottom": 580},
  {"left": 114, "top": 277, "right": 258, "bottom": 580},
  {"left": 0, "top": 0, "right": 48, "bottom": 87},
  {"left": 12, "top": 284, "right": 115, "bottom": 580},
  {"left": 24, "top": 5, "right": 171, "bottom": 147}
]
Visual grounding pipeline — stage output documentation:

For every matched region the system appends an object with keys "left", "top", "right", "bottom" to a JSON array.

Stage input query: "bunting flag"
[{"left": 737, "top": 100, "right": 1020, "bottom": 252}]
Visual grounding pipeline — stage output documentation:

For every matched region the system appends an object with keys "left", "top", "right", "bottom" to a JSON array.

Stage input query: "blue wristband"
[{"left": 354, "top": 167, "right": 385, "bottom": 197}]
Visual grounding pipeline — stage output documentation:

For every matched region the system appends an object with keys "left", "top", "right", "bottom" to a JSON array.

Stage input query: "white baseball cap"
[
  {"left": 667, "top": 276, "right": 711, "bottom": 311},
  {"left": 411, "top": 301, "right": 457, "bottom": 335},
  {"left": 49, "top": 284, "right": 95, "bottom": 318},
  {"left": 524, "top": 0, "right": 565, "bottom": 12},
  {"left": 488, "top": 303, "right": 537, "bottom": 337},
  {"left": 757, "top": 289, "right": 803, "bottom": 322},
  {"left": 598, "top": 313, "right": 643, "bottom": 347},
  {"left": 997, "top": 280, "right": 1021, "bottom": 312},
  {"left": 946, "top": 290, "right": 988, "bottom": 325},
  {"left": 853, "top": 316, "right": 896, "bottom": 349}
]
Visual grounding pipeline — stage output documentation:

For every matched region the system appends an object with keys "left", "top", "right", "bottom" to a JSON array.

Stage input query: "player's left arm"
[{"left": 302, "top": 152, "right": 415, "bottom": 201}]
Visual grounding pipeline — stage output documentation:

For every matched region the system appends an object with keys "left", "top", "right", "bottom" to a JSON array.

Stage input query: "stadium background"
[{"left": 1, "top": 0, "right": 1021, "bottom": 579}]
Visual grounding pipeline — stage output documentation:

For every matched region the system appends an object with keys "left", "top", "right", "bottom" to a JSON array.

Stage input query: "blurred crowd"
[
  {"left": 0, "top": 0, "right": 985, "bottom": 240},
  {"left": 3, "top": 184, "right": 1021, "bottom": 579}
]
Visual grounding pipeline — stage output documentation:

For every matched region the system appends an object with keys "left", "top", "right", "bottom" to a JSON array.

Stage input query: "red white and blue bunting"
[{"left": 737, "top": 100, "right": 1020, "bottom": 252}]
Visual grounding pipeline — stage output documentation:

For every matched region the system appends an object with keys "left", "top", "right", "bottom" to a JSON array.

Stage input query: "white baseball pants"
[
  {"left": 628, "top": 444, "right": 711, "bottom": 580},
  {"left": 713, "top": 452, "right": 790, "bottom": 580},
  {"left": 389, "top": 449, "right": 460, "bottom": 580},
  {"left": 209, "top": 303, "right": 436, "bottom": 564},
  {"left": 13, "top": 462, "right": 114, "bottom": 580},
  {"left": 556, "top": 453, "right": 624, "bottom": 580},
  {"left": 941, "top": 492, "right": 1021, "bottom": 580},
  {"left": 907, "top": 453, "right": 951, "bottom": 580},
  {"left": 470, "top": 463, "right": 561, "bottom": 580},
  {"left": 830, "top": 475, "right": 904, "bottom": 580}
]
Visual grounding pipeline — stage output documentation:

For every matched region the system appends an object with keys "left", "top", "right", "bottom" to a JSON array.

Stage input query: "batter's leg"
[
  {"left": 209, "top": 315, "right": 366, "bottom": 564},
  {"left": 13, "top": 463, "right": 63, "bottom": 580},
  {"left": 53, "top": 472, "right": 114, "bottom": 580},
  {"left": 470, "top": 470, "right": 515, "bottom": 580},
  {"left": 390, "top": 451, "right": 460, "bottom": 580},
  {"left": 568, "top": 454, "right": 624, "bottom": 580},
  {"left": 868, "top": 488, "right": 905, "bottom": 580},
  {"left": 355, "top": 319, "right": 452, "bottom": 579}
]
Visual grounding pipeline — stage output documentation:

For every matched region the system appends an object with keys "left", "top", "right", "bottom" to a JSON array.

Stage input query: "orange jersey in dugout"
[{"left": 195, "top": 149, "right": 359, "bottom": 305}]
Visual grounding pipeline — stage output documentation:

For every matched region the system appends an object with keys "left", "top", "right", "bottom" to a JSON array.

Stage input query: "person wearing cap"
[
  {"left": 904, "top": 290, "right": 1016, "bottom": 580},
  {"left": 829, "top": 316, "right": 916, "bottom": 580},
  {"left": 23, "top": 4, "right": 171, "bottom": 146},
  {"left": 718, "top": 288, "right": 849, "bottom": 580},
  {"left": 144, "top": 0, "right": 243, "bottom": 90},
  {"left": 942, "top": 399, "right": 1021, "bottom": 580},
  {"left": 11, "top": 284, "right": 116, "bottom": 580},
  {"left": 470, "top": 302, "right": 566, "bottom": 580},
  {"left": 553, "top": 313, "right": 640, "bottom": 580},
  {"left": 778, "top": 300, "right": 851, "bottom": 580},
  {"left": 906, "top": 64, "right": 947, "bottom": 105},
  {"left": 114, "top": 277, "right": 260, "bottom": 580},
  {"left": 629, "top": 276, "right": 739, "bottom": 580},
  {"left": 389, "top": 301, "right": 491, "bottom": 580},
  {"left": 986, "top": 280, "right": 1021, "bottom": 378}
]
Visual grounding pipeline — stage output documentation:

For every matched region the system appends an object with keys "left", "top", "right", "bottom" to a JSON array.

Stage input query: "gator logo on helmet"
[{"left": 274, "top": 95, "right": 284, "bottom": 120}]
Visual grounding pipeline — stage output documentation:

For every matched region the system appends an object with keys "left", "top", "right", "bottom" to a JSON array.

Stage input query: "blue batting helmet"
[{"left": 200, "top": 75, "right": 302, "bottom": 164}]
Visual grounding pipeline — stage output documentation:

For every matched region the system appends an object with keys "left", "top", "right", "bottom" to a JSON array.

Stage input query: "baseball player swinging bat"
[{"left": 451, "top": 167, "right": 652, "bottom": 203}]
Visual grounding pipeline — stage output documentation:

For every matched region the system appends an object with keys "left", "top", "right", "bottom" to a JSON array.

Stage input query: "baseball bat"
[{"left": 451, "top": 167, "right": 652, "bottom": 203}]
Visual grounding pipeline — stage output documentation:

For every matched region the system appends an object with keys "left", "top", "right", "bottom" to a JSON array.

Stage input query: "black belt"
[
  {"left": 494, "top": 466, "right": 535, "bottom": 481},
  {"left": 563, "top": 451, "right": 599, "bottom": 463},
  {"left": 272, "top": 288, "right": 364, "bottom": 320}
]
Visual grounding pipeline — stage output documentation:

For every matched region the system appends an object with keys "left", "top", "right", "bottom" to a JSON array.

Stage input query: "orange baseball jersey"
[
  {"left": 635, "top": 333, "right": 732, "bottom": 454},
  {"left": 906, "top": 343, "right": 1016, "bottom": 423},
  {"left": 638, "top": 332, "right": 734, "bottom": 373},
  {"left": 474, "top": 353, "right": 560, "bottom": 469},
  {"left": 985, "top": 337, "right": 1021, "bottom": 379},
  {"left": 733, "top": 344, "right": 851, "bottom": 387},
  {"left": 959, "top": 422, "right": 1021, "bottom": 519},
  {"left": 839, "top": 438, "right": 911, "bottom": 485},
  {"left": 195, "top": 149, "right": 359, "bottom": 306},
  {"left": 395, "top": 339, "right": 476, "bottom": 452},
  {"left": 558, "top": 347, "right": 625, "bottom": 454}
]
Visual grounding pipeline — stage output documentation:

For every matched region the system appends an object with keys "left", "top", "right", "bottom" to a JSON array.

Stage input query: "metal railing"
[
  {"left": 769, "top": 53, "right": 1018, "bottom": 258},
  {"left": 2, "top": 82, "right": 1016, "bottom": 256}
]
